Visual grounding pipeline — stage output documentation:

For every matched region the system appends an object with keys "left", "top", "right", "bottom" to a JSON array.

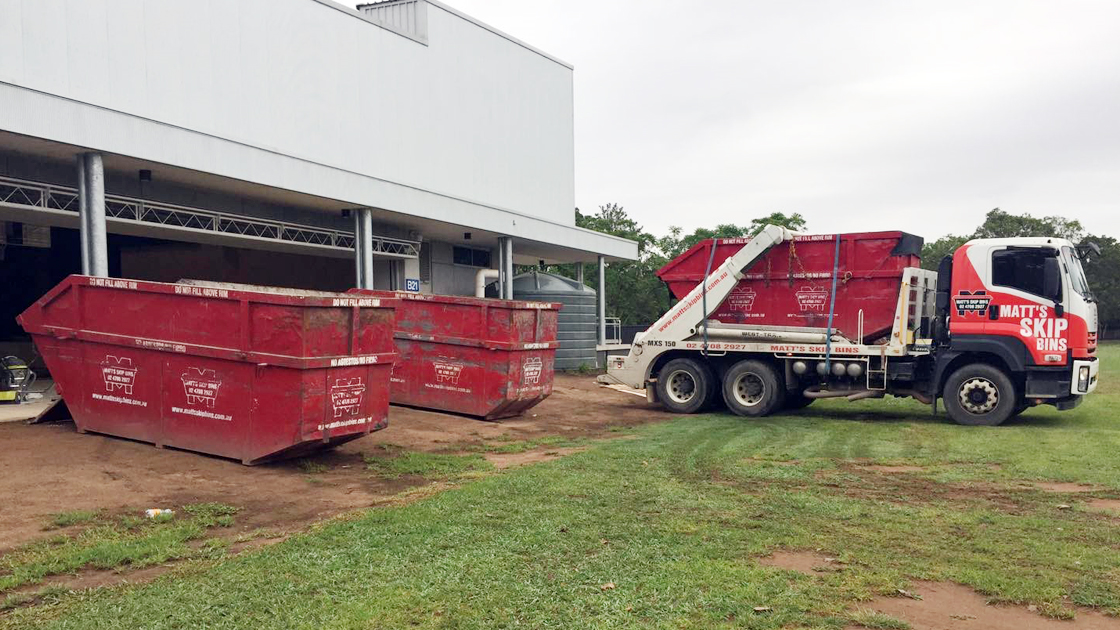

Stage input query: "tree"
[
  {"left": 565, "top": 207, "right": 811, "bottom": 325},
  {"left": 971, "top": 208, "right": 1084, "bottom": 241},
  {"left": 747, "top": 212, "right": 807, "bottom": 236},
  {"left": 564, "top": 204, "right": 671, "bottom": 326},
  {"left": 658, "top": 212, "right": 808, "bottom": 260},
  {"left": 920, "top": 235, "right": 969, "bottom": 270},
  {"left": 1081, "top": 235, "right": 1120, "bottom": 334},
  {"left": 921, "top": 208, "right": 1086, "bottom": 270}
]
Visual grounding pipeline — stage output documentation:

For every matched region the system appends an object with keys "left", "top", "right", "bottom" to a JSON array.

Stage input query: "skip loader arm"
[{"left": 601, "top": 225, "right": 796, "bottom": 389}]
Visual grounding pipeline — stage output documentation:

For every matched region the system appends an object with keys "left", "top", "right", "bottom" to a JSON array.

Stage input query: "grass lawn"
[{"left": 4, "top": 346, "right": 1119, "bottom": 629}]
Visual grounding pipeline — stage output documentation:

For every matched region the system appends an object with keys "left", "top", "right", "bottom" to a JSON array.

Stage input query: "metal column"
[
  {"left": 76, "top": 155, "right": 90, "bottom": 275},
  {"left": 78, "top": 153, "right": 108, "bottom": 277},
  {"left": 353, "top": 208, "right": 374, "bottom": 289},
  {"left": 598, "top": 255, "right": 607, "bottom": 346},
  {"left": 576, "top": 261, "right": 584, "bottom": 286},
  {"left": 498, "top": 237, "right": 514, "bottom": 300}
]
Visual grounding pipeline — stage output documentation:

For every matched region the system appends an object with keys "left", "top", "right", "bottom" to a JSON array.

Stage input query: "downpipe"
[{"left": 475, "top": 269, "right": 500, "bottom": 298}]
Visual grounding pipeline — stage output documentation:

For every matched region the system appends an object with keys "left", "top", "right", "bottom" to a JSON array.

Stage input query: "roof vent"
[{"left": 356, "top": 0, "right": 428, "bottom": 43}]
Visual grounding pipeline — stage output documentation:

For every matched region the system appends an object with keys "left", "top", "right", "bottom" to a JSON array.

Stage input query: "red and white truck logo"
[
  {"left": 727, "top": 286, "right": 757, "bottom": 312},
  {"left": 433, "top": 361, "right": 463, "bottom": 385},
  {"left": 953, "top": 290, "right": 991, "bottom": 317},
  {"left": 795, "top": 286, "right": 829, "bottom": 312},
  {"left": 181, "top": 368, "right": 222, "bottom": 408},
  {"left": 523, "top": 357, "right": 543, "bottom": 385},
  {"left": 330, "top": 378, "right": 365, "bottom": 417},
  {"left": 101, "top": 356, "right": 138, "bottom": 395}
]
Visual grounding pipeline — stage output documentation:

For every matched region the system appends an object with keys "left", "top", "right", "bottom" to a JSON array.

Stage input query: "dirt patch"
[
  {"left": 847, "top": 580, "right": 1120, "bottom": 629},
  {"left": 1033, "top": 482, "right": 1101, "bottom": 493},
  {"left": 485, "top": 447, "right": 588, "bottom": 470},
  {"left": 757, "top": 551, "right": 840, "bottom": 574},
  {"left": 0, "top": 374, "right": 660, "bottom": 566},
  {"left": 1086, "top": 499, "right": 1120, "bottom": 515},
  {"left": 858, "top": 464, "right": 926, "bottom": 473}
]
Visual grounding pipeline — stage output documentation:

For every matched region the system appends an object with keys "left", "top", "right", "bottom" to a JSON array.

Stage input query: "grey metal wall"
[{"left": 0, "top": 0, "right": 638, "bottom": 260}]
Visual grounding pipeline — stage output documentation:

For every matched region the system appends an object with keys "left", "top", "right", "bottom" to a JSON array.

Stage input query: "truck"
[{"left": 599, "top": 225, "right": 1100, "bottom": 426}]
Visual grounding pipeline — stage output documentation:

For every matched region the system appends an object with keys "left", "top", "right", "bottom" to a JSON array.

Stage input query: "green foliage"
[
  {"left": 47, "top": 511, "right": 98, "bottom": 530},
  {"left": 918, "top": 235, "right": 969, "bottom": 271},
  {"left": 922, "top": 207, "right": 1085, "bottom": 269},
  {"left": 971, "top": 208, "right": 1084, "bottom": 241},
  {"left": 1081, "top": 234, "right": 1120, "bottom": 328},
  {"left": 919, "top": 208, "right": 1117, "bottom": 328},
  {"left": 364, "top": 449, "right": 493, "bottom": 479},
  {"left": 555, "top": 206, "right": 807, "bottom": 325},
  {"left": 1, "top": 503, "right": 240, "bottom": 595}
]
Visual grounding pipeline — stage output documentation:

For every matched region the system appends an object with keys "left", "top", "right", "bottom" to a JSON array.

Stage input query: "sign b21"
[{"left": 404, "top": 278, "right": 421, "bottom": 292}]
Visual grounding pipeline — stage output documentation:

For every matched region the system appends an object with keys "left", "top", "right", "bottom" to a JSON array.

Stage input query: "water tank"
[{"left": 494, "top": 271, "right": 597, "bottom": 370}]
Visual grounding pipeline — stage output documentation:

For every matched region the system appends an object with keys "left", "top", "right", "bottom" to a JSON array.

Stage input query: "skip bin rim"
[{"left": 19, "top": 275, "right": 401, "bottom": 370}]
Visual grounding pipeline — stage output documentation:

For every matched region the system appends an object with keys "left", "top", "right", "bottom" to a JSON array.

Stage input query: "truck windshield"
[{"left": 1062, "top": 246, "right": 1093, "bottom": 301}]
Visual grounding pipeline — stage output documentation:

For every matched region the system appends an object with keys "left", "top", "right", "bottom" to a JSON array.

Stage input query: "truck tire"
[
  {"left": 943, "top": 364, "right": 1017, "bottom": 426},
  {"left": 656, "top": 358, "right": 713, "bottom": 414},
  {"left": 698, "top": 361, "right": 723, "bottom": 411},
  {"left": 722, "top": 360, "right": 782, "bottom": 417}
]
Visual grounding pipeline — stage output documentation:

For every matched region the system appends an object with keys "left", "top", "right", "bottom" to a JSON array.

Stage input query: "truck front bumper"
[{"left": 1071, "top": 358, "right": 1099, "bottom": 395}]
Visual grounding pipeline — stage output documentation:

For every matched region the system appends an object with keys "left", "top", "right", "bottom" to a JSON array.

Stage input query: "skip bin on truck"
[{"left": 600, "top": 225, "right": 1100, "bottom": 426}]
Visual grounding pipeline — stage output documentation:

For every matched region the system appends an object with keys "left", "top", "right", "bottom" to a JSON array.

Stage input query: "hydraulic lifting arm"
[{"left": 604, "top": 225, "right": 796, "bottom": 389}]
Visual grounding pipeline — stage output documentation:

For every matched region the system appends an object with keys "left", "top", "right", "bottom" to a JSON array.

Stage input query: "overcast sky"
[{"left": 443, "top": 0, "right": 1120, "bottom": 240}]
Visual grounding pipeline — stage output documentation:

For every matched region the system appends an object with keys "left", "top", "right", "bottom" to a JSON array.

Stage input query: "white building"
[{"left": 0, "top": 0, "right": 637, "bottom": 350}]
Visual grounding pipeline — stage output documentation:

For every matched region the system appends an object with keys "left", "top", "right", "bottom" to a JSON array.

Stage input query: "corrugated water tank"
[{"left": 508, "top": 271, "right": 597, "bottom": 371}]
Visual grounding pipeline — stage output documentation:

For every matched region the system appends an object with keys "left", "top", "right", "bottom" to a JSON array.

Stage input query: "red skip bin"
[{"left": 19, "top": 276, "right": 398, "bottom": 464}]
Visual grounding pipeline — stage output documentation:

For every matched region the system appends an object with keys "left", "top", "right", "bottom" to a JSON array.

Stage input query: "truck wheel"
[
  {"left": 722, "top": 360, "right": 782, "bottom": 417},
  {"left": 698, "top": 361, "right": 723, "bottom": 411},
  {"left": 656, "top": 358, "right": 713, "bottom": 414},
  {"left": 943, "top": 364, "right": 1016, "bottom": 426}
]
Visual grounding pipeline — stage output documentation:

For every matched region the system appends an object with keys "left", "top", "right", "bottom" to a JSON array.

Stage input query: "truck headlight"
[{"left": 1078, "top": 366, "right": 1090, "bottom": 393}]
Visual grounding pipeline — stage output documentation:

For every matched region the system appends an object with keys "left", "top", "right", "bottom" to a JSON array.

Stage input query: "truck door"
[{"left": 983, "top": 246, "right": 1068, "bottom": 366}]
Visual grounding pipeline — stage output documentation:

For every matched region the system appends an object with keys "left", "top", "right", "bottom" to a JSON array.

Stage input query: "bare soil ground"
[
  {"left": 0, "top": 374, "right": 659, "bottom": 556},
  {"left": 761, "top": 551, "right": 1120, "bottom": 629}
]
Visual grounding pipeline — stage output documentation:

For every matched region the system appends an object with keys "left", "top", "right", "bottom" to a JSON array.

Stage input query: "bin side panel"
[
  {"left": 31, "top": 336, "right": 86, "bottom": 424},
  {"left": 249, "top": 304, "right": 306, "bottom": 358},
  {"left": 79, "top": 288, "right": 241, "bottom": 349},
  {"left": 160, "top": 356, "right": 252, "bottom": 461},
  {"left": 33, "top": 283, "right": 80, "bottom": 331},
  {"left": 247, "top": 367, "right": 306, "bottom": 463},
  {"left": 303, "top": 365, "right": 392, "bottom": 441},
  {"left": 357, "top": 308, "right": 397, "bottom": 355},
  {"left": 485, "top": 350, "right": 554, "bottom": 419},
  {"left": 80, "top": 344, "right": 164, "bottom": 445},
  {"left": 403, "top": 341, "right": 489, "bottom": 417},
  {"left": 302, "top": 307, "right": 353, "bottom": 358}
]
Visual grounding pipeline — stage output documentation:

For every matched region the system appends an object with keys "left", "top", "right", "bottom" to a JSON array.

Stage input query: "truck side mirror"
[{"left": 1077, "top": 241, "right": 1101, "bottom": 262}]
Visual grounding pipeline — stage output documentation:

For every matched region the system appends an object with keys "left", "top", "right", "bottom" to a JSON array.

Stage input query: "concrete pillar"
[
  {"left": 576, "top": 261, "right": 584, "bottom": 286},
  {"left": 353, "top": 211, "right": 364, "bottom": 288},
  {"left": 503, "top": 237, "right": 514, "bottom": 300},
  {"left": 76, "top": 155, "right": 90, "bottom": 275},
  {"left": 353, "top": 208, "right": 374, "bottom": 290},
  {"left": 598, "top": 255, "right": 607, "bottom": 346},
  {"left": 78, "top": 153, "right": 108, "bottom": 277}
]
